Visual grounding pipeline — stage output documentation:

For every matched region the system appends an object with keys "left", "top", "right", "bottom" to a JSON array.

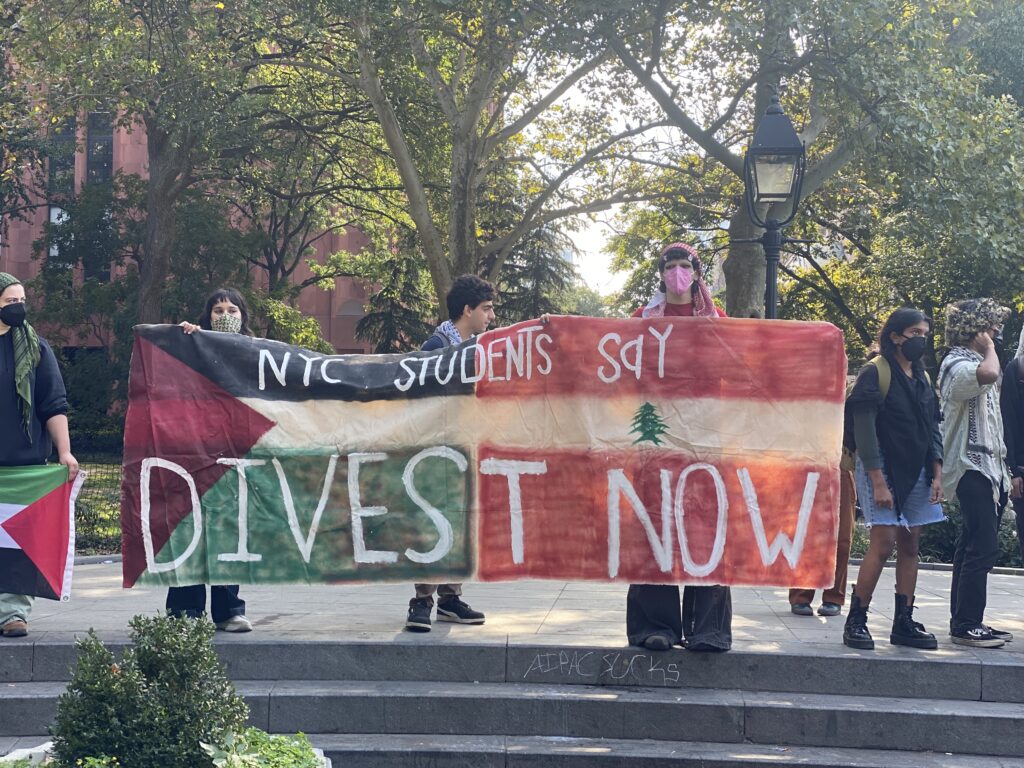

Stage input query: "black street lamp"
[{"left": 737, "top": 94, "right": 807, "bottom": 319}]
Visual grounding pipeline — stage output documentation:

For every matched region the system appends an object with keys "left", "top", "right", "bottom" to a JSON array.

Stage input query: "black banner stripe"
[{"left": 135, "top": 325, "right": 478, "bottom": 402}]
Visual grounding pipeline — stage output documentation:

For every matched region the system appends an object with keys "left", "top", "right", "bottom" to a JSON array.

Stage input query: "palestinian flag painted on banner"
[
  {"left": 0, "top": 464, "right": 85, "bottom": 600},
  {"left": 121, "top": 317, "right": 847, "bottom": 589}
]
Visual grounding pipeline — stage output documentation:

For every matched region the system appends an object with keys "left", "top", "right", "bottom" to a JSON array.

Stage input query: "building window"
[
  {"left": 48, "top": 117, "right": 76, "bottom": 202},
  {"left": 86, "top": 112, "right": 113, "bottom": 186}
]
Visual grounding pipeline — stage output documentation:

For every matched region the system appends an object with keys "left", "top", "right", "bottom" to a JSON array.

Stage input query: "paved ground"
[{"left": 14, "top": 560, "right": 1024, "bottom": 656}]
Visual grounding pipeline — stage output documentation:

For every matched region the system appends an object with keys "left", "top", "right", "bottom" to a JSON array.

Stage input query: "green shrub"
[
  {"left": 202, "top": 729, "right": 319, "bottom": 768},
  {"left": 244, "top": 731, "right": 319, "bottom": 768},
  {"left": 51, "top": 614, "right": 248, "bottom": 768},
  {"left": 850, "top": 498, "right": 1023, "bottom": 567}
]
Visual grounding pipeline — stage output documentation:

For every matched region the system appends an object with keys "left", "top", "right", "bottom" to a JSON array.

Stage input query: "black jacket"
[
  {"left": 0, "top": 333, "right": 69, "bottom": 466},
  {"left": 1001, "top": 357, "right": 1024, "bottom": 479}
]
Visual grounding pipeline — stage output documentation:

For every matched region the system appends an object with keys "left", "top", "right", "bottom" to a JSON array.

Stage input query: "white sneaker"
[{"left": 215, "top": 615, "right": 253, "bottom": 633}]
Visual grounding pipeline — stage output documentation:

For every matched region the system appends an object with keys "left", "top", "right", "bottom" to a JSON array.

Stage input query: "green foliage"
[
  {"left": 51, "top": 615, "right": 248, "bottom": 768},
  {"left": 563, "top": 281, "right": 620, "bottom": 317},
  {"left": 202, "top": 729, "right": 319, "bottom": 768},
  {"left": 354, "top": 251, "right": 436, "bottom": 353},
  {"left": 260, "top": 298, "right": 335, "bottom": 354},
  {"left": 0, "top": 15, "right": 48, "bottom": 231},
  {"left": 497, "top": 224, "right": 579, "bottom": 323}
]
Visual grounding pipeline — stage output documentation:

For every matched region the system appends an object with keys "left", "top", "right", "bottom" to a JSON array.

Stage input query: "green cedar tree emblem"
[{"left": 630, "top": 402, "right": 668, "bottom": 445}]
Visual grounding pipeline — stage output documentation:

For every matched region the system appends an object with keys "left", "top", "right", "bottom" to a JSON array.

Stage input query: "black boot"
[
  {"left": 890, "top": 593, "right": 937, "bottom": 649},
  {"left": 843, "top": 586, "right": 874, "bottom": 649}
]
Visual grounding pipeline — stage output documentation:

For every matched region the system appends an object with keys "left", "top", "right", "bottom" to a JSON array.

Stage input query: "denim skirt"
[{"left": 854, "top": 457, "right": 945, "bottom": 528}]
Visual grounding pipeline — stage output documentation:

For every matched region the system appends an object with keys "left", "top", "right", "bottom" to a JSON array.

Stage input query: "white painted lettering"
[
  {"left": 673, "top": 463, "right": 728, "bottom": 577},
  {"left": 480, "top": 458, "right": 548, "bottom": 565},
  {"left": 347, "top": 452, "right": 398, "bottom": 563},
  {"left": 298, "top": 354, "right": 323, "bottom": 387},
  {"left": 403, "top": 446, "right": 468, "bottom": 563},
  {"left": 394, "top": 358, "right": 418, "bottom": 392},
  {"left": 258, "top": 349, "right": 290, "bottom": 391},
  {"left": 597, "top": 333, "right": 622, "bottom": 383},
  {"left": 141, "top": 458, "right": 202, "bottom": 573},
  {"left": 535, "top": 333, "right": 553, "bottom": 375},
  {"left": 606, "top": 468, "right": 674, "bottom": 578},
  {"left": 738, "top": 468, "right": 819, "bottom": 568},
  {"left": 216, "top": 458, "right": 266, "bottom": 562},
  {"left": 272, "top": 455, "right": 340, "bottom": 563},
  {"left": 486, "top": 339, "right": 506, "bottom": 381},
  {"left": 321, "top": 358, "right": 343, "bottom": 384},
  {"left": 647, "top": 324, "right": 673, "bottom": 379}
]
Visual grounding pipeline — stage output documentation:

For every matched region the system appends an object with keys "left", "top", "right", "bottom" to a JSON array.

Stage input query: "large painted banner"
[{"left": 121, "top": 318, "right": 847, "bottom": 589}]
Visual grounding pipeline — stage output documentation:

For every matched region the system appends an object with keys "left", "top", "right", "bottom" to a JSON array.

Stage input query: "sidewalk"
[{"left": 17, "top": 561, "right": 1024, "bottom": 657}]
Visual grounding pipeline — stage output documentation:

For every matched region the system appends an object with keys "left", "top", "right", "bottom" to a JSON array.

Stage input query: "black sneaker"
[
  {"left": 984, "top": 625, "right": 1013, "bottom": 642},
  {"left": 642, "top": 633, "right": 673, "bottom": 651},
  {"left": 817, "top": 602, "right": 842, "bottom": 617},
  {"left": 406, "top": 599, "right": 432, "bottom": 632},
  {"left": 951, "top": 626, "right": 1005, "bottom": 648},
  {"left": 436, "top": 597, "right": 485, "bottom": 625},
  {"left": 790, "top": 602, "right": 813, "bottom": 616}
]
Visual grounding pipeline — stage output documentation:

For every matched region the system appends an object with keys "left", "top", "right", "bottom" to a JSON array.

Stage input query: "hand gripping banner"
[{"left": 120, "top": 317, "right": 847, "bottom": 589}]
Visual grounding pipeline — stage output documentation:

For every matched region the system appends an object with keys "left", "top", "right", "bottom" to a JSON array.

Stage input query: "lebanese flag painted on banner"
[
  {"left": 121, "top": 318, "right": 846, "bottom": 589},
  {"left": 0, "top": 465, "right": 85, "bottom": 600}
]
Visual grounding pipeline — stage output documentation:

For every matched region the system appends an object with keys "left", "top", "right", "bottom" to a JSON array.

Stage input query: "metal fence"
[{"left": 76, "top": 456, "right": 122, "bottom": 555}]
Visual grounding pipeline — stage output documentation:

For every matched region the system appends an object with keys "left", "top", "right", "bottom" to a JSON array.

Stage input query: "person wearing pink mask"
[{"left": 627, "top": 243, "right": 731, "bottom": 652}]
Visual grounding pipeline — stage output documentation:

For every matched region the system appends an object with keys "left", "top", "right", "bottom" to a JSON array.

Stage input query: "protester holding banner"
[
  {"left": 940, "top": 298, "right": 1014, "bottom": 648},
  {"left": 999, "top": 324, "right": 1024, "bottom": 560},
  {"left": 841, "top": 308, "right": 943, "bottom": 651},
  {"left": 625, "top": 242, "right": 732, "bottom": 652},
  {"left": 166, "top": 288, "right": 253, "bottom": 633},
  {"left": 0, "top": 273, "right": 78, "bottom": 638},
  {"left": 405, "top": 274, "right": 495, "bottom": 632}
]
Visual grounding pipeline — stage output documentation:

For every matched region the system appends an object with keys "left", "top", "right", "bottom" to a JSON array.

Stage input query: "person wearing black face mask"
[
  {"left": 0, "top": 272, "right": 78, "bottom": 638},
  {"left": 842, "top": 307, "right": 944, "bottom": 651}
]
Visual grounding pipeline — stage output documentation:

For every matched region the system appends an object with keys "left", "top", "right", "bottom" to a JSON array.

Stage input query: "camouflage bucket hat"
[{"left": 944, "top": 298, "right": 1011, "bottom": 347}]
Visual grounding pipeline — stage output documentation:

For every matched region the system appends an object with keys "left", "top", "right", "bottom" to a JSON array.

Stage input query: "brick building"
[{"left": 0, "top": 113, "right": 373, "bottom": 353}]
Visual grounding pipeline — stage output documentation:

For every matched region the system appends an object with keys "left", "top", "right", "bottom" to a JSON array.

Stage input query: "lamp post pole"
[{"left": 761, "top": 219, "right": 783, "bottom": 320}]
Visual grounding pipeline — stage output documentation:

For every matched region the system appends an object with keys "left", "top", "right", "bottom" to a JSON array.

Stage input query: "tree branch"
[{"left": 608, "top": 34, "right": 744, "bottom": 176}]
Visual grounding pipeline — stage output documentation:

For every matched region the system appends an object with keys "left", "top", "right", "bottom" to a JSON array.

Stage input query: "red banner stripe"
[
  {"left": 476, "top": 445, "right": 839, "bottom": 587},
  {"left": 473, "top": 316, "right": 846, "bottom": 403}
]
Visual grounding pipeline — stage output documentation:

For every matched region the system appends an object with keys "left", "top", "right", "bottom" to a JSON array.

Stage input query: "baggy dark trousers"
[
  {"left": 950, "top": 470, "right": 1006, "bottom": 632},
  {"left": 166, "top": 585, "right": 246, "bottom": 624},
  {"left": 626, "top": 584, "right": 732, "bottom": 650}
]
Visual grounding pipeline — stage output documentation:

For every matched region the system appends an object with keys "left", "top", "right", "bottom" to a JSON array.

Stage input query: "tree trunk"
[
  {"left": 723, "top": 208, "right": 765, "bottom": 318},
  {"left": 449, "top": 136, "right": 480, "bottom": 279},
  {"left": 137, "top": 123, "right": 184, "bottom": 324}
]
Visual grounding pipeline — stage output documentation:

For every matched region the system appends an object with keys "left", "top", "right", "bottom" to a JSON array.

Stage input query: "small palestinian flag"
[{"left": 0, "top": 465, "right": 84, "bottom": 600}]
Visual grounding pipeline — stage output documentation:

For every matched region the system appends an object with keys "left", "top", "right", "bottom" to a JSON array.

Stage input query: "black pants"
[
  {"left": 166, "top": 585, "right": 245, "bottom": 624},
  {"left": 950, "top": 471, "right": 1007, "bottom": 632},
  {"left": 1015, "top": 497, "right": 1024, "bottom": 562},
  {"left": 626, "top": 584, "right": 732, "bottom": 651}
]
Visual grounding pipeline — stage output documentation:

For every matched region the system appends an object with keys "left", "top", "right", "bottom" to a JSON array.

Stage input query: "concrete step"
[
  {"left": 6, "top": 635, "right": 1024, "bottom": 703},
  {"left": 6, "top": 680, "right": 1024, "bottom": 757},
  {"left": 308, "top": 734, "right": 1024, "bottom": 768}
]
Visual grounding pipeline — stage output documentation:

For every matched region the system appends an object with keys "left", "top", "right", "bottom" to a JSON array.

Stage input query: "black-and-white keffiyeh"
[{"left": 434, "top": 320, "right": 463, "bottom": 346}]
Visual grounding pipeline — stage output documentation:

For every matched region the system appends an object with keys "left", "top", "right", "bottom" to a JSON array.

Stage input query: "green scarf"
[{"left": 0, "top": 273, "right": 41, "bottom": 440}]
